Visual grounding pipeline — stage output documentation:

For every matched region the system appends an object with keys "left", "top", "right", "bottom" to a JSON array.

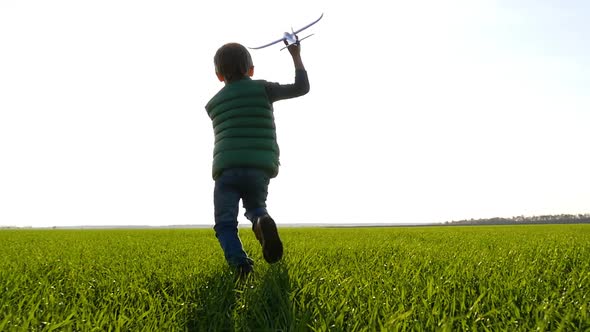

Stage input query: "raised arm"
[
  {"left": 264, "top": 41, "right": 310, "bottom": 103},
  {"left": 286, "top": 40, "right": 305, "bottom": 71}
]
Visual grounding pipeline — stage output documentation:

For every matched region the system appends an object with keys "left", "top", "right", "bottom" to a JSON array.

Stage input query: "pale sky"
[{"left": 1, "top": 0, "right": 588, "bottom": 227}]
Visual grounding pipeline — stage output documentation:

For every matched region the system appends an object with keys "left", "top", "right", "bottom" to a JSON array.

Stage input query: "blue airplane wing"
[
  {"left": 249, "top": 37, "right": 285, "bottom": 50},
  {"left": 293, "top": 13, "right": 323, "bottom": 35}
]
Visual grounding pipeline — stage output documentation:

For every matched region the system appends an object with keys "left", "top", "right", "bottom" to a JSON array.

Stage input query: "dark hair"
[{"left": 214, "top": 43, "right": 253, "bottom": 83}]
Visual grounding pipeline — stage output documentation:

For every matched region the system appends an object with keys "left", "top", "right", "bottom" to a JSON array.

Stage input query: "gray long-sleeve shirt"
[{"left": 264, "top": 69, "right": 309, "bottom": 103}]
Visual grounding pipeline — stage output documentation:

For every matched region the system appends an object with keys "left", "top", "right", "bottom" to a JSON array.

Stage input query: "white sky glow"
[{"left": 1, "top": 0, "right": 588, "bottom": 227}]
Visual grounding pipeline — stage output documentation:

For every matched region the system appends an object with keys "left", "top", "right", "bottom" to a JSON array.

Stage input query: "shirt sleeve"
[{"left": 264, "top": 69, "right": 310, "bottom": 104}]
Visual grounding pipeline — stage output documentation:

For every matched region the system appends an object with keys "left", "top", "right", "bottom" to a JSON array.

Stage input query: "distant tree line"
[{"left": 446, "top": 213, "right": 590, "bottom": 225}]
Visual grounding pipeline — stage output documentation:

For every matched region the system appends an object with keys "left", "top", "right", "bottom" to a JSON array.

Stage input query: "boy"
[{"left": 205, "top": 41, "right": 309, "bottom": 277}]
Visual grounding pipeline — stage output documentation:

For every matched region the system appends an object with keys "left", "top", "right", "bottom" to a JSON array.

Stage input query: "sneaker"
[
  {"left": 236, "top": 263, "right": 253, "bottom": 279},
  {"left": 253, "top": 215, "right": 283, "bottom": 263}
]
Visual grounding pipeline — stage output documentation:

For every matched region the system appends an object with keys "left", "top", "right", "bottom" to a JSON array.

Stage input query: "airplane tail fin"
[{"left": 298, "top": 34, "right": 314, "bottom": 43}]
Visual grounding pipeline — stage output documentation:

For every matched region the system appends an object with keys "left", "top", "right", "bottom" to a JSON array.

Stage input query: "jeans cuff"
[{"left": 245, "top": 207, "right": 268, "bottom": 223}]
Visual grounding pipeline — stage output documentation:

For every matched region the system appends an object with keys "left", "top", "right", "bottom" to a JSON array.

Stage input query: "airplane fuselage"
[{"left": 283, "top": 32, "right": 297, "bottom": 45}]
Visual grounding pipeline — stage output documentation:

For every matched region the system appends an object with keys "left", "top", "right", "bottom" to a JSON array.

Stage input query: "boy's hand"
[
  {"left": 284, "top": 39, "right": 301, "bottom": 58},
  {"left": 284, "top": 37, "right": 304, "bottom": 70}
]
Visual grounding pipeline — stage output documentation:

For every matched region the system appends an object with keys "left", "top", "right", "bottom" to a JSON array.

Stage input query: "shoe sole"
[{"left": 259, "top": 216, "right": 283, "bottom": 263}]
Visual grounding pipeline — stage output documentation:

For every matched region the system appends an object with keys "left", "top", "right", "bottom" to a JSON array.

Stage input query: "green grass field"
[{"left": 1, "top": 225, "right": 589, "bottom": 331}]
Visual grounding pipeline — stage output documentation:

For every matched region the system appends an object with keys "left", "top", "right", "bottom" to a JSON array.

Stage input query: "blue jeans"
[{"left": 214, "top": 168, "right": 270, "bottom": 267}]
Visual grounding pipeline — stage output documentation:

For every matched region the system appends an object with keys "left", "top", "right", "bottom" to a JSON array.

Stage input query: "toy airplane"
[{"left": 249, "top": 13, "right": 324, "bottom": 50}]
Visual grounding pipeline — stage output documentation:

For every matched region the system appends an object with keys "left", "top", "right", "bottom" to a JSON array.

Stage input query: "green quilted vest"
[{"left": 205, "top": 78, "right": 280, "bottom": 180}]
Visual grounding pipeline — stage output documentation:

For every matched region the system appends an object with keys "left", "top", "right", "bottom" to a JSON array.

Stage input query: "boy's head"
[{"left": 214, "top": 43, "right": 254, "bottom": 84}]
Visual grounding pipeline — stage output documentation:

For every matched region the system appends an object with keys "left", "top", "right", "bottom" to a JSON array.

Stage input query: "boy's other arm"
[{"left": 265, "top": 42, "right": 310, "bottom": 103}]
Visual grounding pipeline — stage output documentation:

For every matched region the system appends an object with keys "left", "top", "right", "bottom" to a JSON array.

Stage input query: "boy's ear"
[
  {"left": 216, "top": 72, "right": 225, "bottom": 82},
  {"left": 247, "top": 66, "right": 254, "bottom": 77}
]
